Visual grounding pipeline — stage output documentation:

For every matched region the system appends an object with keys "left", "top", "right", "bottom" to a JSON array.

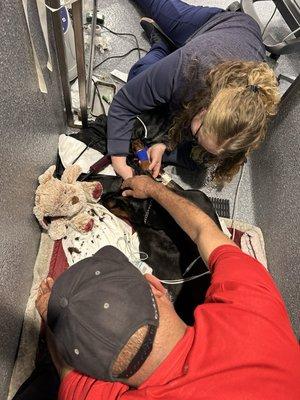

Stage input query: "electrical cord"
[
  {"left": 70, "top": 81, "right": 103, "bottom": 164},
  {"left": 262, "top": 6, "right": 277, "bottom": 38},
  {"left": 281, "top": 26, "right": 300, "bottom": 42},
  {"left": 262, "top": 6, "right": 300, "bottom": 42},
  {"left": 70, "top": 136, "right": 103, "bottom": 165},
  {"left": 102, "top": 25, "right": 142, "bottom": 59},
  {"left": 90, "top": 78, "right": 103, "bottom": 117},
  {"left": 93, "top": 47, "right": 147, "bottom": 71}
]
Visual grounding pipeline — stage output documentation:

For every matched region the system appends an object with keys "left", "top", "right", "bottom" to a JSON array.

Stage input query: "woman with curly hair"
[{"left": 107, "top": 0, "right": 280, "bottom": 183}]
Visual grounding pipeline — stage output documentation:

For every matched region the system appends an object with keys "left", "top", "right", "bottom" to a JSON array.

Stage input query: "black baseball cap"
[{"left": 47, "top": 246, "right": 159, "bottom": 381}]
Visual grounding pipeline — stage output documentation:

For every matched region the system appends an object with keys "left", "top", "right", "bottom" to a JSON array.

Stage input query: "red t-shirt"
[{"left": 59, "top": 245, "right": 300, "bottom": 400}]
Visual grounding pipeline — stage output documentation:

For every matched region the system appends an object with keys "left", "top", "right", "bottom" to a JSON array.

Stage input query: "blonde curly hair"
[{"left": 169, "top": 60, "right": 281, "bottom": 184}]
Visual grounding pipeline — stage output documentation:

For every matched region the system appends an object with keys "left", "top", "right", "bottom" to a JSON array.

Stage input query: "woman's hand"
[
  {"left": 148, "top": 143, "right": 166, "bottom": 178},
  {"left": 111, "top": 156, "right": 134, "bottom": 180}
]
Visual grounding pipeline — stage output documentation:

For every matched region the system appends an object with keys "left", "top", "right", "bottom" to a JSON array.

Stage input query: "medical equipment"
[
  {"left": 132, "top": 139, "right": 151, "bottom": 171},
  {"left": 59, "top": 6, "right": 77, "bottom": 81}
]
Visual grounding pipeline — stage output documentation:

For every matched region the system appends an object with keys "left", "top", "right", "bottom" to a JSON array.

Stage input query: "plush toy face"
[
  {"left": 35, "top": 178, "right": 86, "bottom": 219},
  {"left": 33, "top": 164, "right": 103, "bottom": 237}
]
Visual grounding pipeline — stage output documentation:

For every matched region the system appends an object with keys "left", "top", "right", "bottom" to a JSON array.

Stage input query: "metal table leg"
[
  {"left": 51, "top": 0, "right": 74, "bottom": 127},
  {"left": 72, "top": 0, "right": 88, "bottom": 128},
  {"left": 87, "top": 0, "right": 99, "bottom": 108}
]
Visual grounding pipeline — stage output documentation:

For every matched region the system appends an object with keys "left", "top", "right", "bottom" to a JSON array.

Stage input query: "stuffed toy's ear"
[
  {"left": 38, "top": 165, "right": 56, "bottom": 184},
  {"left": 33, "top": 205, "right": 49, "bottom": 230},
  {"left": 61, "top": 164, "right": 82, "bottom": 184}
]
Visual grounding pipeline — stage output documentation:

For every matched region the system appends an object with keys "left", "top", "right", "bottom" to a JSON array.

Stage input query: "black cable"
[
  {"left": 70, "top": 81, "right": 104, "bottom": 163},
  {"left": 90, "top": 79, "right": 103, "bottom": 118},
  {"left": 262, "top": 6, "right": 277, "bottom": 38},
  {"left": 70, "top": 24, "right": 148, "bottom": 163},
  {"left": 102, "top": 25, "right": 142, "bottom": 59},
  {"left": 93, "top": 47, "right": 147, "bottom": 71},
  {"left": 71, "top": 145, "right": 89, "bottom": 165},
  {"left": 71, "top": 136, "right": 103, "bottom": 165}
]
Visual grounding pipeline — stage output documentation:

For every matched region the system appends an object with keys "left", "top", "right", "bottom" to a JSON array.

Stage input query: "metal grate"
[{"left": 209, "top": 197, "right": 230, "bottom": 218}]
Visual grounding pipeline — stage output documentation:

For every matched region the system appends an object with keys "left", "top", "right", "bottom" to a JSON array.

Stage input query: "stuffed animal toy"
[{"left": 33, "top": 164, "right": 103, "bottom": 240}]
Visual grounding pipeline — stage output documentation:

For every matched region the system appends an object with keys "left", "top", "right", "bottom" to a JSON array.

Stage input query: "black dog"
[
  {"left": 102, "top": 188, "right": 220, "bottom": 324},
  {"left": 56, "top": 154, "right": 220, "bottom": 323}
]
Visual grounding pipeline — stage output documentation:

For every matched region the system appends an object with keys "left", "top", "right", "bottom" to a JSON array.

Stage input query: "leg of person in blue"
[
  {"left": 128, "top": 1, "right": 223, "bottom": 168},
  {"left": 133, "top": 0, "right": 223, "bottom": 47},
  {"left": 128, "top": 0, "right": 223, "bottom": 79}
]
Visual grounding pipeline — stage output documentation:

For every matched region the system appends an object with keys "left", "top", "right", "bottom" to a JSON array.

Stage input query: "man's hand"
[
  {"left": 36, "top": 277, "right": 54, "bottom": 323},
  {"left": 124, "top": 175, "right": 235, "bottom": 265},
  {"left": 121, "top": 176, "right": 160, "bottom": 199},
  {"left": 148, "top": 143, "right": 166, "bottom": 178},
  {"left": 111, "top": 155, "right": 134, "bottom": 180},
  {"left": 36, "top": 277, "right": 73, "bottom": 380}
]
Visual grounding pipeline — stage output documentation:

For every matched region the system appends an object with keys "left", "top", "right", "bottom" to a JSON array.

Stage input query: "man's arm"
[{"left": 121, "top": 176, "right": 237, "bottom": 265}]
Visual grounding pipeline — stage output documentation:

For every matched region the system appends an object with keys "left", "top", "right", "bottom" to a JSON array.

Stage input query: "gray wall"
[
  {"left": 251, "top": 78, "right": 300, "bottom": 337},
  {"left": 0, "top": 2, "right": 66, "bottom": 398}
]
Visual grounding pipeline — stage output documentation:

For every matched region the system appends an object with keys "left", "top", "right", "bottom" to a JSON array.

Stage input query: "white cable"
[
  {"left": 230, "top": 164, "right": 245, "bottom": 242},
  {"left": 136, "top": 116, "right": 148, "bottom": 138},
  {"left": 282, "top": 27, "right": 300, "bottom": 42},
  {"left": 107, "top": 208, "right": 210, "bottom": 284},
  {"left": 261, "top": 6, "right": 300, "bottom": 42},
  {"left": 160, "top": 270, "right": 210, "bottom": 285},
  {"left": 182, "top": 255, "right": 201, "bottom": 276},
  {"left": 114, "top": 216, "right": 151, "bottom": 272},
  {"left": 37, "top": 0, "right": 77, "bottom": 12}
]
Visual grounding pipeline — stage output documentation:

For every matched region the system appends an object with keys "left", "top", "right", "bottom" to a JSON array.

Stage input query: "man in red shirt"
[{"left": 36, "top": 176, "right": 300, "bottom": 400}]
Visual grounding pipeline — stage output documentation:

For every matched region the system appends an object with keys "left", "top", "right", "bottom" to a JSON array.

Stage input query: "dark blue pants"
[
  {"left": 128, "top": 1, "right": 222, "bottom": 170},
  {"left": 128, "top": 0, "right": 222, "bottom": 79}
]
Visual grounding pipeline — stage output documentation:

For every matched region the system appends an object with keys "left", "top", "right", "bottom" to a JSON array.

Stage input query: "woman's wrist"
[{"left": 111, "top": 155, "right": 127, "bottom": 164}]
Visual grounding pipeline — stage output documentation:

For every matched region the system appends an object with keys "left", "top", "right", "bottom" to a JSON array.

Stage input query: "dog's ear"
[
  {"left": 61, "top": 165, "right": 82, "bottom": 184},
  {"left": 38, "top": 165, "right": 56, "bottom": 184},
  {"left": 33, "top": 204, "right": 49, "bottom": 230}
]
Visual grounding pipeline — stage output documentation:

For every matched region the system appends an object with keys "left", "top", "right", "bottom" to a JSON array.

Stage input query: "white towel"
[
  {"left": 62, "top": 203, "right": 152, "bottom": 275},
  {"left": 58, "top": 134, "right": 116, "bottom": 176}
]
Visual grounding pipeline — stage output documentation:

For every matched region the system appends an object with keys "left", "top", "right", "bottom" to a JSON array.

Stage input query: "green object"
[{"left": 102, "top": 95, "right": 111, "bottom": 105}]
